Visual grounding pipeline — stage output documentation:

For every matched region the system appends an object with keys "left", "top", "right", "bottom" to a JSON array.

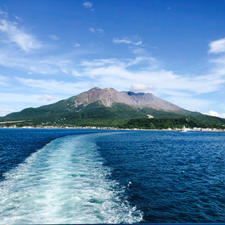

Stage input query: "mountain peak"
[
  {"left": 88, "top": 87, "right": 116, "bottom": 92},
  {"left": 72, "top": 87, "right": 182, "bottom": 111},
  {"left": 89, "top": 87, "right": 101, "bottom": 91}
]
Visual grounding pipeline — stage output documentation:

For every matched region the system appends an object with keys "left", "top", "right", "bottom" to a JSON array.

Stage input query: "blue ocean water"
[{"left": 0, "top": 129, "right": 224, "bottom": 223}]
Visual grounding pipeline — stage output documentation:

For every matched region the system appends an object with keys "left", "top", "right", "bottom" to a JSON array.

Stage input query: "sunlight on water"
[{"left": 0, "top": 134, "right": 143, "bottom": 223}]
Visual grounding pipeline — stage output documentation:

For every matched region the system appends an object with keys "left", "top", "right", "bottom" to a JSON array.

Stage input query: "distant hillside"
[{"left": 1, "top": 87, "right": 225, "bottom": 129}]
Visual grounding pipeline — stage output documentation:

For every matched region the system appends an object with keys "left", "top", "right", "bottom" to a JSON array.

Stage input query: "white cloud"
[
  {"left": 208, "top": 38, "right": 225, "bottom": 80},
  {"left": 89, "top": 27, "right": 104, "bottom": 33},
  {"left": 74, "top": 42, "right": 80, "bottom": 47},
  {"left": 131, "top": 47, "right": 147, "bottom": 55},
  {"left": 71, "top": 69, "right": 82, "bottom": 76},
  {"left": 0, "top": 75, "right": 8, "bottom": 86},
  {"left": 130, "top": 84, "right": 154, "bottom": 93},
  {"left": 0, "top": 49, "right": 81, "bottom": 75},
  {"left": 75, "top": 55, "right": 225, "bottom": 112},
  {"left": 81, "top": 58, "right": 123, "bottom": 67},
  {"left": 0, "top": 93, "right": 64, "bottom": 116},
  {"left": 83, "top": 1, "right": 94, "bottom": 11},
  {"left": 83, "top": 1, "right": 93, "bottom": 8},
  {"left": 0, "top": 92, "right": 61, "bottom": 104},
  {"left": 89, "top": 27, "right": 95, "bottom": 33},
  {"left": 16, "top": 77, "right": 92, "bottom": 95},
  {"left": 0, "top": 19, "right": 42, "bottom": 52},
  {"left": 49, "top": 34, "right": 59, "bottom": 40},
  {"left": 203, "top": 110, "right": 225, "bottom": 119},
  {"left": 0, "top": 9, "right": 8, "bottom": 17},
  {"left": 14, "top": 15, "right": 21, "bottom": 21},
  {"left": 37, "top": 95, "right": 56, "bottom": 102},
  {"left": 209, "top": 38, "right": 225, "bottom": 54},
  {"left": 0, "top": 43, "right": 97, "bottom": 76},
  {"left": 0, "top": 17, "right": 84, "bottom": 76},
  {"left": 210, "top": 55, "right": 225, "bottom": 76},
  {"left": 166, "top": 96, "right": 212, "bottom": 112},
  {"left": 0, "top": 109, "right": 14, "bottom": 117},
  {"left": 80, "top": 57, "right": 224, "bottom": 95},
  {"left": 113, "top": 38, "right": 142, "bottom": 46}
]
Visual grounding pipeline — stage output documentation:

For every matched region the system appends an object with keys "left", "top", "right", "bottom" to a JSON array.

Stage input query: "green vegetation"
[
  {"left": 1, "top": 101, "right": 225, "bottom": 129},
  {"left": 123, "top": 117, "right": 225, "bottom": 129}
]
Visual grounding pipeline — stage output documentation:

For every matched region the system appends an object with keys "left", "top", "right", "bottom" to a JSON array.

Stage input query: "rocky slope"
[{"left": 73, "top": 87, "right": 183, "bottom": 111}]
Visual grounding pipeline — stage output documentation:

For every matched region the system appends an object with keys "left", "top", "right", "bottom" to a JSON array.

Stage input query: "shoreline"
[{"left": 0, "top": 126, "right": 224, "bottom": 132}]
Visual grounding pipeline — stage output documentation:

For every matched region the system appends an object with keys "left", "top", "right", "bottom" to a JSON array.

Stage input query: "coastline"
[{"left": 0, "top": 125, "right": 224, "bottom": 132}]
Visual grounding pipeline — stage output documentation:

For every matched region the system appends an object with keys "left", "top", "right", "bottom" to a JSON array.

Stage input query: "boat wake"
[{"left": 0, "top": 134, "right": 143, "bottom": 223}]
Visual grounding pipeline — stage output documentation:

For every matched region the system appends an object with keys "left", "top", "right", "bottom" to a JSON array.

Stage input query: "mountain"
[
  {"left": 73, "top": 87, "right": 183, "bottom": 111},
  {"left": 1, "top": 87, "right": 225, "bottom": 129}
]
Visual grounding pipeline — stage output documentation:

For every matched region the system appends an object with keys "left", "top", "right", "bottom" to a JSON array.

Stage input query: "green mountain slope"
[
  {"left": 0, "top": 88, "right": 225, "bottom": 129},
  {"left": 0, "top": 101, "right": 224, "bottom": 129}
]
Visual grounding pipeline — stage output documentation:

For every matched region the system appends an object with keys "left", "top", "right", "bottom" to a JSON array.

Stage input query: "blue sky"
[{"left": 0, "top": 0, "right": 225, "bottom": 117}]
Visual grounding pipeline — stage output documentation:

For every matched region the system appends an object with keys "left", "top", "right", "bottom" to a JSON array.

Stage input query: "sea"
[{"left": 0, "top": 128, "right": 224, "bottom": 223}]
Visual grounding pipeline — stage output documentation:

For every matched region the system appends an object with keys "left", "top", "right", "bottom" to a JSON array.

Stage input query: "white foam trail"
[{"left": 0, "top": 134, "right": 143, "bottom": 223}]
